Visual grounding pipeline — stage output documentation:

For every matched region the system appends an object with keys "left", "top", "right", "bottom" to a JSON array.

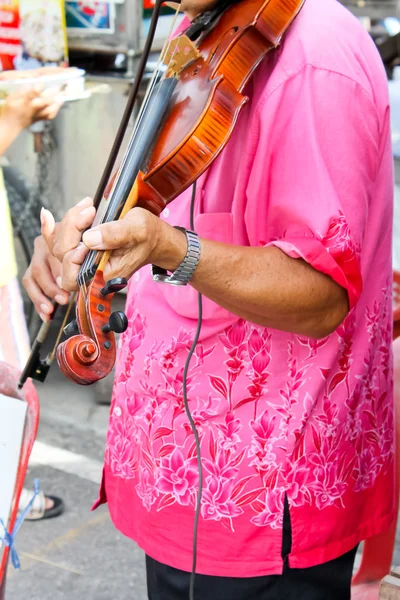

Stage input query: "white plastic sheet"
[{"left": 0, "top": 394, "right": 27, "bottom": 552}]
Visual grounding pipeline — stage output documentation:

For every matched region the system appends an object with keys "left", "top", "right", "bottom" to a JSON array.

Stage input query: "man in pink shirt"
[{"left": 24, "top": 0, "right": 394, "bottom": 598}]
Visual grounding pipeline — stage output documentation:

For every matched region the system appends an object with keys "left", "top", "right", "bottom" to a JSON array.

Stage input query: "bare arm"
[
  {"left": 43, "top": 205, "right": 348, "bottom": 340},
  {"left": 151, "top": 222, "right": 349, "bottom": 339}
]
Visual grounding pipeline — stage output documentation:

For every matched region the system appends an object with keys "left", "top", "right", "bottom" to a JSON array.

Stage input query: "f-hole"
[{"left": 209, "top": 26, "right": 240, "bottom": 63}]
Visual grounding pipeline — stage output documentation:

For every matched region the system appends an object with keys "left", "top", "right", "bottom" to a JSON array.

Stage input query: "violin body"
[
  {"left": 53, "top": 0, "right": 305, "bottom": 386},
  {"left": 138, "top": 0, "right": 304, "bottom": 214}
]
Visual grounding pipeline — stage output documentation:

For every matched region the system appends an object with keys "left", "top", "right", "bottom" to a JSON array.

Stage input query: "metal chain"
[
  {"left": 36, "top": 121, "right": 59, "bottom": 214},
  {"left": 12, "top": 121, "right": 58, "bottom": 241}
]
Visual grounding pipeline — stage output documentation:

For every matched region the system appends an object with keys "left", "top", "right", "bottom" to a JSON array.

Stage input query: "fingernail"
[
  {"left": 40, "top": 207, "right": 55, "bottom": 229},
  {"left": 76, "top": 197, "right": 92, "bottom": 208},
  {"left": 83, "top": 229, "right": 103, "bottom": 248},
  {"left": 55, "top": 294, "right": 67, "bottom": 305},
  {"left": 40, "top": 303, "right": 52, "bottom": 314},
  {"left": 56, "top": 276, "right": 62, "bottom": 288},
  {"left": 40, "top": 206, "right": 50, "bottom": 224}
]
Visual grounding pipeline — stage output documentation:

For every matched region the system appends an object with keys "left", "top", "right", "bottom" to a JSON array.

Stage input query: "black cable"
[{"left": 182, "top": 181, "right": 203, "bottom": 600}]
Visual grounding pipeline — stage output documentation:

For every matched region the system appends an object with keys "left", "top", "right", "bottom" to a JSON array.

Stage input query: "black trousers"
[{"left": 146, "top": 499, "right": 358, "bottom": 600}]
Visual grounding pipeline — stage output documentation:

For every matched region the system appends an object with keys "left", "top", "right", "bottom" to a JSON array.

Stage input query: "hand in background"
[{"left": 3, "top": 87, "right": 63, "bottom": 131}]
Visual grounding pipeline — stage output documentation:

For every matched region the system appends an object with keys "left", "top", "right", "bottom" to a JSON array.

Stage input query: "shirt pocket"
[{"left": 159, "top": 211, "right": 235, "bottom": 321}]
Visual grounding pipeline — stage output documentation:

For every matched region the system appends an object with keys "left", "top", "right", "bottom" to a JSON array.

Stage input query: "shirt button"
[{"left": 163, "top": 208, "right": 170, "bottom": 219}]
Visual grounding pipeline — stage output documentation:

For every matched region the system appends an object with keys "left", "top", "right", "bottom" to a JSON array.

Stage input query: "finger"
[
  {"left": 31, "top": 96, "right": 48, "bottom": 108},
  {"left": 102, "top": 250, "right": 143, "bottom": 282},
  {"left": 16, "top": 87, "right": 42, "bottom": 101},
  {"left": 31, "top": 257, "right": 69, "bottom": 304},
  {"left": 52, "top": 197, "right": 95, "bottom": 261},
  {"left": 103, "top": 254, "right": 125, "bottom": 281},
  {"left": 40, "top": 87, "right": 59, "bottom": 100},
  {"left": 37, "top": 101, "right": 63, "bottom": 121},
  {"left": 32, "top": 84, "right": 44, "bottom": 95},
  {"left": 103, "top": 258, "right": 128, "bottom": 282},
  {"left": 40, "top": 207, "right": 56, "bottom": 253},
  {"left": 30, "top": 98, "right": 49, "bottom": 120},
  {"left": 48, "top": 254, "right": 63, "bottom": 287},
  {"left": 61, "top": 243, "right": 89, "bottom": 292},
  {"left": 22, "top": 268, "right": 54, "bottom": 321},
  {"left": 45, "top": 103, "right": 63, "bottom": 120}
]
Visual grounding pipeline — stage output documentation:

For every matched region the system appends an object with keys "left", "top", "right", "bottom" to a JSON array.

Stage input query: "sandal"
[{"left": 18, "top": 487, "right": 65, "bottom": 521}]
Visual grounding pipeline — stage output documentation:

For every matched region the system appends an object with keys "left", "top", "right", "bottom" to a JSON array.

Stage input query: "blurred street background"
[{"left": 3, "top": 1, "right": 400, "bottom": 599}]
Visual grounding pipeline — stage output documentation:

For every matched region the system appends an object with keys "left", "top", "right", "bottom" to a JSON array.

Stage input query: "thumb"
[{"left": 82, "top": 220, "right": 129, "bottom": 250}]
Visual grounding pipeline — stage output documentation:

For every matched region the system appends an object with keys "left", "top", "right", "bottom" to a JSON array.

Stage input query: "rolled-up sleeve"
[{"left": 245, "top": 64, "right": 380, "bottom": 309}]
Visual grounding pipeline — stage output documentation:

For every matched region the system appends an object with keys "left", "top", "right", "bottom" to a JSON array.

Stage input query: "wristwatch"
[{"left": 152, "top": 226, "right": 201, "bottom": 286}]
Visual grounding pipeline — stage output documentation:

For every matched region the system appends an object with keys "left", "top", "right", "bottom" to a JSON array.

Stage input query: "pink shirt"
[{"left": 93, "top": 0, "right": 395, "bottom": 577}]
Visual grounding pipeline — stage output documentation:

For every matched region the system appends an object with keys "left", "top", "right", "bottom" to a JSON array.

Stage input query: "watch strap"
[{"left": 152, "top": 226, "right": 201, "bottom": 286}]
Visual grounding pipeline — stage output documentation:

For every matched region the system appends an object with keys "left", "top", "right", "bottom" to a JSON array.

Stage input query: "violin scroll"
[{"left": 57, "top": 271, "right": 128, "bottom": 385}]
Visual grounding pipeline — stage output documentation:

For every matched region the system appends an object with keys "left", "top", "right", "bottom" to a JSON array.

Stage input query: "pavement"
[
  {"left": 3, "top": 322, "right": 148, "bottom": 600},
  {"left": 3, "top": 301, "right": 400, "bottom": 600}
]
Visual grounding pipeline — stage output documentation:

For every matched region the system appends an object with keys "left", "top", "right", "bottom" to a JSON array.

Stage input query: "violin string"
[
  {"left": 81, "top": 7, "right": 182, "bottom": 285},
  {"left": 110, "top": 3, "right": 180, "bottom": 168},
  {"left": 78, "top": 6, "right": 184, "bottom": 314},
  {"left": 96, "top": 7, "right": 180, "bottom": 226},
  {"left": 81, "top": 35, "right": 170, "bottom": 283},
  {"left": 78, "top": 262, "right": 88, "bottom": 300},
  {"left": 80, "top": 45, "right": 169, "bottom": 281},
  {"left": 77, "top": 5, "right": 182, "bottom": 310},
  {"left": 78, "top": 10, "right": 183, "bottom": 324},
  {"left": 128, "top": 11, "right": 178, "bottom": 136}
]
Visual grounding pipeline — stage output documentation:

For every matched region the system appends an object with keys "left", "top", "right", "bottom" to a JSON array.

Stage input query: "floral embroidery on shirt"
[{"left": 104, "top": 216, "right": 393, "bottom": 533}]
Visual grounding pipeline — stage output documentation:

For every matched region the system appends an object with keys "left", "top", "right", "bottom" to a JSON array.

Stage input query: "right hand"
[
  {"left": 22, "top": 234, "right": 69, "bottom": 321},
  {"left": 3, "top": 87, "right": 63, "bottom": 131}
]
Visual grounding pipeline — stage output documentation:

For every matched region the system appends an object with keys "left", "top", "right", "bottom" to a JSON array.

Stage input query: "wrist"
[{"left": 151, "top": 218, "right": 188, "bottom": 272}]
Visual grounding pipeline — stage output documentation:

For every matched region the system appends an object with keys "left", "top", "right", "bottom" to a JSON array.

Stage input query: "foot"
[{"left": 18, "top": 487, "right": 65, "bottom": 521}]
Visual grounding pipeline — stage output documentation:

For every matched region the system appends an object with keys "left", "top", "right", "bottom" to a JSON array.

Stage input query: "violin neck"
[
  {"left": 79, "top": 76, "right": 178, "bottom": 283},
  {"left": 103, "top": 76, "right": 177, "bottom": 225}
]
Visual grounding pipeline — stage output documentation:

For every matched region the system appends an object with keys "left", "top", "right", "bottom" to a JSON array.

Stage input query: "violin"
[{"left": 19, "top": 0, "right": 304, "bottom": 389}]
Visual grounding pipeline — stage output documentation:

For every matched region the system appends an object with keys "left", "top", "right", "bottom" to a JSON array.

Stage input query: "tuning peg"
[
  {"left": 100, "top": 278, "right": 127, "bottom": 296},
  {"left": 63, "top": 319, "right": 79, "bottom": 337},
  {"left": 101, "top": 311, "right": 128, "bottom": 335}
]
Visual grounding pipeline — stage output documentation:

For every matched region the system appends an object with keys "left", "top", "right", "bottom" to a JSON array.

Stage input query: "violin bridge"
[{"left": 162, "top": 35, "right": 201, "bottom": 77}]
